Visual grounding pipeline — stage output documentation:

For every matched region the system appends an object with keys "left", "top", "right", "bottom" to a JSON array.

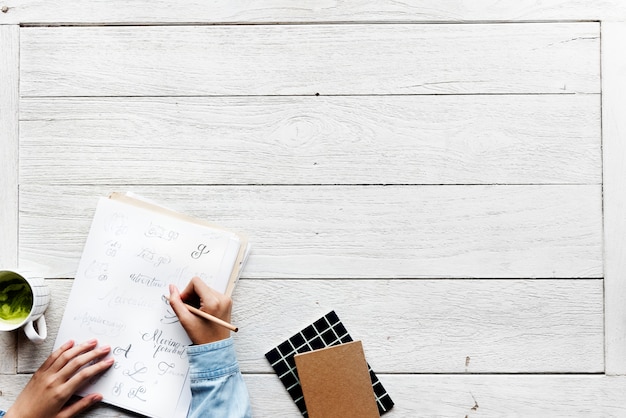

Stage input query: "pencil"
[{"left": 166, "top": 297, "right": 239, "bottom": 332}]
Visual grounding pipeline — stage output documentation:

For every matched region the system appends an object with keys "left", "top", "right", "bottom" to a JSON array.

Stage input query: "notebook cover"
[
  {"left": 294, "top": 341, "right": 380, "bottom": 418},
  {"left": 265, "top": 311, "right": 394, "bottom": 416}
]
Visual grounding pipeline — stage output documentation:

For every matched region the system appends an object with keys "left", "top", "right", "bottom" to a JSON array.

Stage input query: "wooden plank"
[
  {"left": 1, "top": 0, "right": 625, "bottom": 24},
  {"left": 17, "top": 279, "right": 604, "bottom": 374},
  {"left": 0, "top": 335, "right": 15, "bottom": 375},
  {"left": 602, "top": 22, "right": 626, "bottom": 375},
  {"left": 0, "top": 25, "right": 19, "bottom": 375},
  {"left": 247, "top": 374, "right": 626, "bottom": 417},
  {"left": 4, "top": 373, "right": 626, "bottom": 417},
  {"left": 19, "top": 23, "right": 600, "bottom": 97},
  {"left": 19, "top": 95, "right": 602, "bottom": 185},
  {"left": 3, "top": 373, "right": 626, "bottom": 417},
  {"left": 17, "top": 185, "right": 603, "bottom": 279},
  {"left": 0, "top": 26, "right": 18, "bottom": 272}
]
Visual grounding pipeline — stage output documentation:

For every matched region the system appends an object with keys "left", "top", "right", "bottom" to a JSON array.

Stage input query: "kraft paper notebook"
[
  {"left": 265, "top": 311, "right": 394, "bottom": 416},
  {"left": 54, "top": 192, "right": 249, "bottom": 418},
  {"left": 294, "top": 341, "right": 380, "bottom": 418}
]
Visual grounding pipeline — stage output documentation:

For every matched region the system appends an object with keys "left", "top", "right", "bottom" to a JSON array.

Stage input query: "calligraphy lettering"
[
  {"left": 141, "top": 328, "right": 187, "bottom": 359},
  {"left": 128, "top": 386, "right": 147, "bottom": 402},
  {"left": 157, "top": 362, "right": 175, "bottom": 375},
  {"left": 129, "top": 273, "right": 165, "bottom": 288},
  {"left": 123, "top": 362, "right": 148, "bottom": 383},
  {"left": 191, "top": 244, "right": 211, "bottom": 259},
  {"left": 113, "top": 343, "right": 132, "bottom": 358},
  {"left": 113, "top": 382, "right": 123, "bottom": 396}
]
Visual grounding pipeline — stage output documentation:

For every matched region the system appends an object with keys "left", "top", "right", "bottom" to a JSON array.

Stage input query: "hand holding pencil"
[{"left": 169, "top": 277, "right": 237, "bottom": 345}]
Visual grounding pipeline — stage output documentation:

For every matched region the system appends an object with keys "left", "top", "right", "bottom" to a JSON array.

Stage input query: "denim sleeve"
[
  {"left": 186, "top": 337, "right": 252, "bottom": 418},
  {"left": 0, "top": 410, "right": 5, "bottom": 417}
]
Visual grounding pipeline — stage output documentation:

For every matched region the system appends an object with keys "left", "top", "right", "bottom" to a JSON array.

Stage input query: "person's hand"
[
  {"left": 169, "top": 277, "right": 233, "bottom": 345},
  {"left": 6, "top": 339, "right": 113, "bottom": 418}
]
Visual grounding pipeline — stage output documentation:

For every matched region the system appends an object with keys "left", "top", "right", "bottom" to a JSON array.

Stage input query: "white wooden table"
[{"left": 1, "top": 2, "right": 626, "bottom": 416}]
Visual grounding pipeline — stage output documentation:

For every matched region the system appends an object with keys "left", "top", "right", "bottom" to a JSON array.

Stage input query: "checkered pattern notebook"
[{"left": 265, "top": 311, "right": 394, "bottom": 416}]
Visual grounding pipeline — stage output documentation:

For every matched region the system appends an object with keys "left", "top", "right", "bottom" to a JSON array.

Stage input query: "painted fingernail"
[
  {"left": 62, "top": 340, "right": 75, "bottom": 349},
  {"left": 91, "top": 393, "right": 103, "bottom": 402},
  {"left": 100, "top": 345, "right": 111, "bottom": 353},
  {"left": 86, "top": 338, "right": 98, "bottom": 345}
]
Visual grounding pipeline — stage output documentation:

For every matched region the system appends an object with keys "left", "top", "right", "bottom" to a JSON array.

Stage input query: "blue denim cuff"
[{"left": 187, "top": 337, "right": 240, "bottom": 381}]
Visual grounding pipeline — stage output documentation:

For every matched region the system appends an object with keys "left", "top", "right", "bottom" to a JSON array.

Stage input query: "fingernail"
[
  {"left": 100, "top": 345, "right": 111, "bottom": 353},
  {"left": 86, "top": 338, "right": 98, "bottom": 346},
  {"left": 63, "top": 340, "right": 75, "bottom": 349},
  {"left": 91, "top": 393, "right": 103, "bottom": 402},
  {"left": 105, "top": 358, "right": 115, "bottom": 365}
]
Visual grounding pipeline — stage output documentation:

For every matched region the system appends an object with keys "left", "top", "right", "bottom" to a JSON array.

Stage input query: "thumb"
[
  {"left": 56, "top": 393, "right": 102, "bottom": 418},
  {"left": 168, "top": 284, "right": 195, "bottom": 325}
]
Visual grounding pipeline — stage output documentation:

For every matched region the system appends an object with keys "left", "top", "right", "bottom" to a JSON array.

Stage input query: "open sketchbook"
[{"left": 54, "top": 193, "right": 249, "bottom": 418}]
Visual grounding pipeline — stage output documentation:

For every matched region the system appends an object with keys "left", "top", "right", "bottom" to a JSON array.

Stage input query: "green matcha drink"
[{"left": 0, "top": 271, "right": 33, "bottom": 325}]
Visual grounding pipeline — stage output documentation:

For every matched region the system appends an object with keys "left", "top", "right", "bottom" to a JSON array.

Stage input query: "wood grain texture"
[
  {"left": 0, "top": 8, "right": 614, "bottom": 416},
  {"left": 4, "top": 373, "right": 626, "bottom": 417},
  {"left": 17, "top": 279, "right": 604, "bottom": 374},
  {"left": 0, "top": 25, "right": 19, "bottom": 270},
  {"left": 602, "top": 22, "right": 626, "bottom": 376},
  {"left": 0, "top": 334, "right": 16, "bottom": 375},
  {"left": 17, "top": 185, "right": 602, "bottom": 279},
  {"left": 20, "top": 23, "right": 600, "bottom": 97},
  {"left": 0, "top": 25, "right": 19, "bottom": 375},
  {"left": 247, "top": 374, "right": 626, "bottom": 417},
  {"left": 19, "top": 95, "right": 602, "bottom": 185},
  {"left": 1, "top": 0, "right": 625, "bottom": 24},
  {"left": 4, "top": 374, "right": 626, "bottom": 417}
]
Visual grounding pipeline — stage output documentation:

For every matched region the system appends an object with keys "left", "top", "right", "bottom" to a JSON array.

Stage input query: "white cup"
[{"left": 0, "top": 270, "right": 50, "bottom": 343}]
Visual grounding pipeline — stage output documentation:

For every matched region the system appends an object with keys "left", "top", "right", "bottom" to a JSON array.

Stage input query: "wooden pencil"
[{"left": 166, "top": 297, "right": 239, "bottom": 332}]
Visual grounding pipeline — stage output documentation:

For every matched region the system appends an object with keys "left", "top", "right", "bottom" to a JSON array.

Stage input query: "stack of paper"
[{"left": 54, "top": 192, "right": 249, "bottom": 418}]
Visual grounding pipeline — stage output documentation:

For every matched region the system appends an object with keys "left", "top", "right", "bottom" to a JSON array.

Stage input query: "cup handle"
[{"left": 23, "top": 315, "right": 47, "bottom": 343}]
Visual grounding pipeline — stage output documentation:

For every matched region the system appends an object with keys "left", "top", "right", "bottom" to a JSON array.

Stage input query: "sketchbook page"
[
  {"left": 54, "top": 197, "right": 242, "bottom": 418},
  {"left": 109, "top": 192, "right": 249, "bottom": 296},
  {"left": 109, "top": 192, "right": 243, "bottom": 293}
]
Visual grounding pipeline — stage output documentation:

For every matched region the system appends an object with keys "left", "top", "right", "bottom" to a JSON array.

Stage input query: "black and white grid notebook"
[{"left": 265, "top": 311, "right": 394, "bottom": 416}]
